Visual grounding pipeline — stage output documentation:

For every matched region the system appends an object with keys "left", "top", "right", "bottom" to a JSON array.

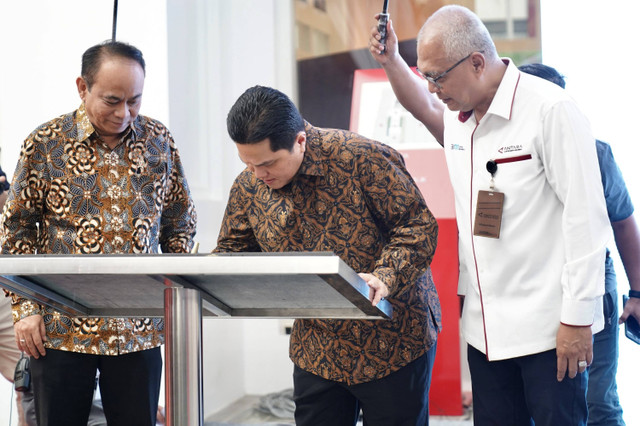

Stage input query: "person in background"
[
  {"left": 0, "top": 40, "right": 197, "bottom": 426},
  {"left": 368, "top": 5, "right": 610, "bottom": 425},
  {"left": 215, "top": 85, "right": 441, "bottom": 425},
  {"left": 0, "top": 167, "right": 28, "bottom": 426},
  {"left": 520, "top": 62, "right": 640, "bottom": 426}
]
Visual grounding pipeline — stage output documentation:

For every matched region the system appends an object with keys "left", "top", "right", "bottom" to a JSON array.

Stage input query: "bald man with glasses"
[{"left": 369, "top": 5, "right": 610, "bottom": 426}]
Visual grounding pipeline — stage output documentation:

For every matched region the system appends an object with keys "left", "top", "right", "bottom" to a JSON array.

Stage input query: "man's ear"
[
  {"left": 295, "top": 131, "right": 307, "bottom": 152},
  {"left": 470, "top": 52, "right": 485, "bottom": 73},
  {"left": 76, "top": 77, "right": 88, "bottom": 102}
]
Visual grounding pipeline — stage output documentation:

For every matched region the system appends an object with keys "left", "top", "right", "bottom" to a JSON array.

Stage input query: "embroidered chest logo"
[
  {"left": 450, "top": 144, "right": 465, "bottom": 151},
  {"left": 498, "top": 144, "right": 523, "bottom": 154}
]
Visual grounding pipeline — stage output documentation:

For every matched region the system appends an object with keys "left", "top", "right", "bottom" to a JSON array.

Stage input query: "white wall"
[
  {"left": 0, "top": 0, "right": 170, "bottom": 178},
  {"left": 541, "top": 1, "right": 640, "bottom": 423}
]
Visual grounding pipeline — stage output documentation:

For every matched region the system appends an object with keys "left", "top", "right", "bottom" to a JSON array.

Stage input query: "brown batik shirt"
[
  {"left": 1, "top": 104, "right": 197, "bottom": 355},
  {"left": 215, "top": 122, "right": 441, "bottom": 385}
]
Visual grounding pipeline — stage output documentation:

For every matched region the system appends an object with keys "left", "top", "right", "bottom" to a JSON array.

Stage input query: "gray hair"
[{"left": 418, "top": 5, "right": 498, "bottom": 62}]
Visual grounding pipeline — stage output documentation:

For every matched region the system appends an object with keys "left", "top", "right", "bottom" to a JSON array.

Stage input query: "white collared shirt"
[{"left": 444, "top": 59, "right": 610, "bottom": 360}]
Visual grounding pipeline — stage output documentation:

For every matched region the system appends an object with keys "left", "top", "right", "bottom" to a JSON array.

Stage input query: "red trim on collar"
[
  {"left": 458, "top": 110, "right": 473, "bottom": 122},
  {"left": 507, "top": 73, "right": 521, "bottom": 120}
]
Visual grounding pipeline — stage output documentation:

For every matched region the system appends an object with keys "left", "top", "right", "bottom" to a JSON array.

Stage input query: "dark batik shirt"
[
  {"left": 1, "top": 104, "right": 197, "bottom": 355},
  {"left": 215, "top": 122, "right": 441, "bottom": 384}
]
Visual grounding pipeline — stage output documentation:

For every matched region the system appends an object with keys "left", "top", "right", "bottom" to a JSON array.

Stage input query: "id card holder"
[{"left": 473, "top": 190, "right": 504, "bottom": 239}]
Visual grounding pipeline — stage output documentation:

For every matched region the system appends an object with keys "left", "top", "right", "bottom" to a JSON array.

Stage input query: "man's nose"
[
  {"left": 253, "top": 166, "right": 268, "bottom": 179},
  {"left": 426, "top": 80, "right": 441, "bottom": 94},
  {"left": 114, "top": 103, "right": 129, "bottom": 119}
]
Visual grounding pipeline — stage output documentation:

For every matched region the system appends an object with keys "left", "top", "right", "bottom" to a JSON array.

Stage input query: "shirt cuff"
[
  {"left": 12, "top": 298, "right": 42, "bottom": 323},
  {"left": 373, "top": 267, "right": 397, "bottom": 295},
  {"left": 560, "top": 298, "right": 596, "bottom": 326}
]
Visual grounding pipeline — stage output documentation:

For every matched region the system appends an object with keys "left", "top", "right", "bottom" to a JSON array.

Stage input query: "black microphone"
[{"left": 378, "top": 0, "right": 390, "bottom": 53}]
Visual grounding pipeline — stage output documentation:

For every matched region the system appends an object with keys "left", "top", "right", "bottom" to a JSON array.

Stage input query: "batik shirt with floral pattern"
[
  {"left": 215, "top": 122, "right": 441, "bottom": 385},
  {"left": 1, "top": 104, "right": 197, "bottom": 355}
]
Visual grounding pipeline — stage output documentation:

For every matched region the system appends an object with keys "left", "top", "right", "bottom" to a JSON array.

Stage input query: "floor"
[{"left": 205, "top": 393, "right": 473, "bottom": 425}]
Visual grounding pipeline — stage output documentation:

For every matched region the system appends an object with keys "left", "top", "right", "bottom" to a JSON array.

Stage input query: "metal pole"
[
  {"left": 164, "top": 287, "right": 203, "bottom": 426},
  {"left": 111, "top": 0, "right": 118, "bottom": 41}
]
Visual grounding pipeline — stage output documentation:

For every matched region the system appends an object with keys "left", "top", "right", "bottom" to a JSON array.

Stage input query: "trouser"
[
  {"left": 293, "top": 343, "right": 437, "bottom": 426},
  {"left": 30, "top": 347, "right": 162, "bottom": 426},
  {"left": 587, "top": 260, "right": 625, "bottom": 426},
  {"left": 21, "top": 385, "right": 108, "bottom": 426},
  {"left": 468, "top": 345, "right": 588, "bottom": 426}
]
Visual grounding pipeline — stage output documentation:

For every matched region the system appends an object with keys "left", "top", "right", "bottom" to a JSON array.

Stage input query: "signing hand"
[{"left": 358, "top": 273, "right": 390, "bottom": 306}]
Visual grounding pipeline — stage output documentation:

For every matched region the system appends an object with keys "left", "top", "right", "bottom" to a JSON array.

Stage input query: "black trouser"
[
  {"left": 293, "top": 343, "right": 437, "bottom": 426},
  {"left": 30, "top": 347, "right": 162, "bottom": 426},
  {"left": 468, "top": 345, "right": 588, "bottom": 426}
]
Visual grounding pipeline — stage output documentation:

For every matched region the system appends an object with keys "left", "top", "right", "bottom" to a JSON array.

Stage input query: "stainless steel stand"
[{"left": 165, "top": 287, "right": 203, "bottom": 426}]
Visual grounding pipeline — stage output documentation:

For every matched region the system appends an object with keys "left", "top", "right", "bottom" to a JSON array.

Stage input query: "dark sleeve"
[
  {"left": 159, "top": 131, "right": 197, "bottom": 254},
  {"left": 0, "top": 132, "right": 46, "bottom": 319},
  {"left": 1, "top": 130, "right": 46, "bottom": 255},
  {"left": 213, "top": 176, "right": 261, "bottom": 253},
  {"left": 358, "top": 143, "right": 438, "bottom": 296},
  {"left": 597, "top": 140, "right": 634, "bottom": 222}
]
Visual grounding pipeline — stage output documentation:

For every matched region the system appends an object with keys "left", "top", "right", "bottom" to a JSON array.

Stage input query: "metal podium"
[{"left": 0, "top": 252, "right": 391, "bottom": 426}]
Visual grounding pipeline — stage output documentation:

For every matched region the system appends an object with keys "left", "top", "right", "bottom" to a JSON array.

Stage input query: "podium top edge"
[
  {"left": 0, "top": 252, "right": 338, "bottom": 258},
  {"left": 0, "top": 252, "right": 352, "bottom": 276}
]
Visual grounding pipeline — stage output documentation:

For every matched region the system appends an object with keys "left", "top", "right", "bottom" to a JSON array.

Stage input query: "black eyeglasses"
[{"left": 418, "top": 51, "right": 482, "bottom": 89}]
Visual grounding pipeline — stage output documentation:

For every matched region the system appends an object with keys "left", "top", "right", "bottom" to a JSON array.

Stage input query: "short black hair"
[
  {"left": 518, "top": 63, "right": 566, "bottom": 89},
  {"left": 81, "top": 40, "right": 146, "bottom": 90},
  {"left": 226, "top": 86, "right": 305, "bottom": 152}
]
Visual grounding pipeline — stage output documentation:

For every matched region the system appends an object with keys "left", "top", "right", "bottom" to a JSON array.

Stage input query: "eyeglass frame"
[{"left": 418, "top": 50, "right": 484, "bottom": 89}]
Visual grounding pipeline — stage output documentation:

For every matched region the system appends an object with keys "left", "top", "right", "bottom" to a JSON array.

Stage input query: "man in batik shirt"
[
  {"left": 1, "top": 40, "right": 196, "bottom": 426},
  {"left": 216, "top": 85, "right": 441, "bottom": 426}
]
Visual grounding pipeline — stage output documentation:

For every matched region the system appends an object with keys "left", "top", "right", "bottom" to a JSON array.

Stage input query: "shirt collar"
[
  {"left": 75, "top": 103, "right": 138, "bottom": 143},
  {"left": 457, "top": 58, "right": 520, "bottom": 123},
  {"left": 297, "top": 122, "right": 326, "bottom": 177},
  {"left": 484, "top": 58, "right": 520, "bottom": 121}
]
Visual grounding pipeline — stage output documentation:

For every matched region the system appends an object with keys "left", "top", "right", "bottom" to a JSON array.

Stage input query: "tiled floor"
[{"left": 205, "top": 394, "right": 473, "bottom": 425}]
